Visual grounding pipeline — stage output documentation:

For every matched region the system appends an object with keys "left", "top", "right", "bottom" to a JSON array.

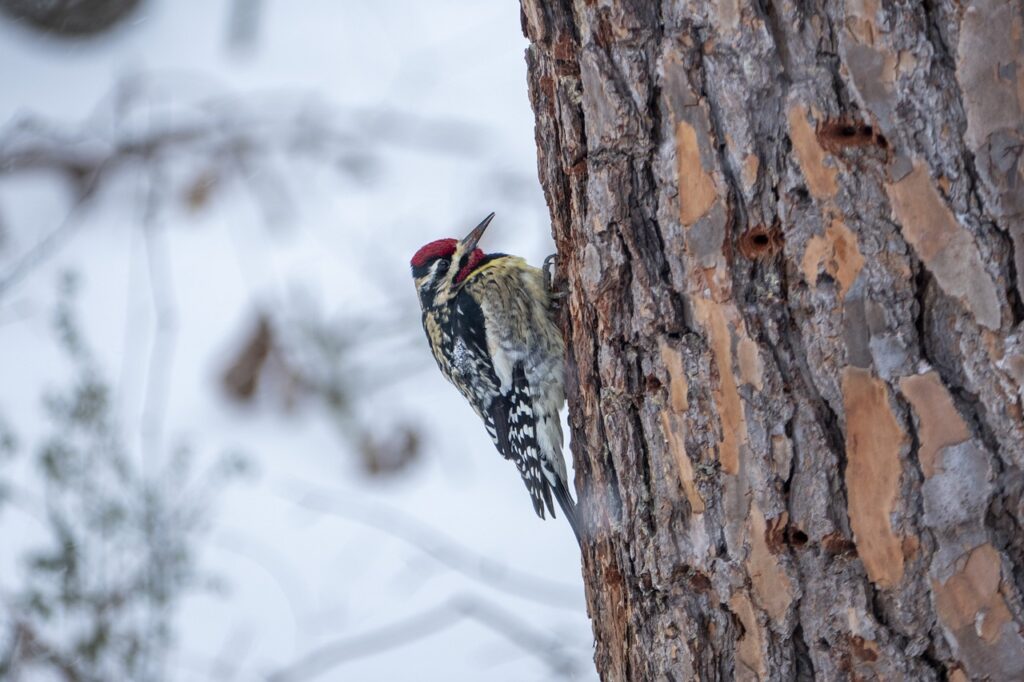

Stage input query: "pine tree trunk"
[{"left": 521, "top": 1, "right": 1024, "bottom": 679}]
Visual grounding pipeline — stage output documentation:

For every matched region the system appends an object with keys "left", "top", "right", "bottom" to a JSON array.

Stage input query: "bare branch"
[
  {"left": 267, "top": 593, "right": 581, "bottom": 682},
  {"left": 0, "top": 200, "right": 90, "bottom": 296},
  {"left": 138, "top": 166, "right": 178, "bottom": 469},
  {"left": 0, "top": 75, "right": 538, "bottom": 304},
  {"left": 266, "top": 600, "right": 460, "bottom": 682},
  {"left": 453, "top": 594, "right": 581, "bottom": 678},
  {"left": 0, "top": 0, "right": 144, "bottom": 39},
  {"left": 277, "top": 479, "right": 583, "bottom": 610}
]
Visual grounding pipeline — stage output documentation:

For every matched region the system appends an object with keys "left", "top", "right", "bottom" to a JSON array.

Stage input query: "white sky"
[{"left": 0, "top": 2, "right": 595, "bottom": 680}]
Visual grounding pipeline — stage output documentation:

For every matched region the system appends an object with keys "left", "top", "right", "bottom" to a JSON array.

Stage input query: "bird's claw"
[
  {"left": 543, "top": 253, "right": 567, "bottom": 303},
  {"left": 542, "top": 253, "right": 556, "bottom": 285}
]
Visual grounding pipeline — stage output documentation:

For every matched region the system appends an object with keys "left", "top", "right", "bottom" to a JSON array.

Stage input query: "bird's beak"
[{"left": 460, "top": 212, "right": 495, "bottom": 253}]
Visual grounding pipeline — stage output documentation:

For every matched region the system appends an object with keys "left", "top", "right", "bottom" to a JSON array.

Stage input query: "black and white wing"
[
  {"left": 445, "top": 289, "right": 580, "bottom": 540},
  {"left": 487, "top": 361, "right": 555, "bottom": 519}
]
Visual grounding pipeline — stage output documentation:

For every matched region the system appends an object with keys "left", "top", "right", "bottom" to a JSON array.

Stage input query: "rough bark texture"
[{"left": 521, "top": 1, "right": 1024, "bottom": 679}]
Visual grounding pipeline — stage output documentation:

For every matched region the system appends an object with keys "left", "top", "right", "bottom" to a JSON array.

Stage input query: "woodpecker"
[{"left": 410, "top": 213, "right": 580, "bottom": 543}]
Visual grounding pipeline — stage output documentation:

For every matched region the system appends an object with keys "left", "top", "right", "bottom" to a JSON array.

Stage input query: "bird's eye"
[{"left": 436, "top": 260, "right": 450, "bottom": 274}]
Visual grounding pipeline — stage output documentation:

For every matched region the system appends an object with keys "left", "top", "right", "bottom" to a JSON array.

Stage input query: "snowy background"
[{"left": 0, "top": 2, "right": 593, "bottom": 680}]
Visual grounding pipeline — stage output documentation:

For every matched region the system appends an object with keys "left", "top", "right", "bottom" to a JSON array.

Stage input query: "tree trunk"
[{"left": 521, "top": 1, "right": 1024, "bottom": 679}]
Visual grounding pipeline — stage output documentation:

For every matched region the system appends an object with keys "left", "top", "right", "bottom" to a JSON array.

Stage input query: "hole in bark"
[
  {"left": 788, "top": 527, "right": 809, "bottom": 546},
  {"left": 817, "top": 118, "right": 888, "bottom": 153},
  {"left": 645, "top": 375, "right": 662, "bottom": 393},
  {"left": 739, "top": 224, "right": 783, "bottom": 260}
]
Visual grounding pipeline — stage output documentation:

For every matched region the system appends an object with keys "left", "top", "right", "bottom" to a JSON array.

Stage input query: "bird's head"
[{"left": 410, "top": 212, "right": 494, "bottom": 309}]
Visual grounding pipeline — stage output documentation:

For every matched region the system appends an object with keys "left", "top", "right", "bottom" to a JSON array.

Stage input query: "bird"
[{"left": 409, "top": 212, "right": 580, "bottom": 543}]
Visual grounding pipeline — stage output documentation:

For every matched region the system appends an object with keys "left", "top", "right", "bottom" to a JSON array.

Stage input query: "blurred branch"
[
  {"left": 2, "top": 618, "right": 83, "bottom": 682},
  {"left": 0, "top": 201, "right": 90, "bottom": 297},
  {"left": 221, "top": 310, "right": 426, "bottom": 476},
  {"left": 221, "top": 315, "right": 274, "bottom": 402},
  {"left": 0, "top": 75, "right": 510, "bottom": 302},
  {"left": 456, "top": 594, "right": 581, "bottom": 677},
  {"left": 267, "top": 593, "right": 580, "bottom": 682},
  {"left": 0, "top": 273, "right": 246, "bottom": 681},
  {"left": 211, "top": 530, "right": 307, "bottom": 637},
  {"left": 0, "top": 81, "right": 373, "bottom": 298},
  {"left": 138, "top": 166, "right": 177, "bottom": 466},
  {"left": 0, "top": 115, "right": 211, "bottom": 197},
  {"left": 278, "top": 479, "right": 582, "bottom": 609},
  {"left": 225, "top": 0, "right": 264, "bottom": 55},
  {"left": 267, "top": 600, "right": 459, "bottom": 682},
  {"left": 0, "top": 82, "right": 492, "bottom": 192},
  {"left": 0, "top": 0, "right": 144, "bottom": 39}
]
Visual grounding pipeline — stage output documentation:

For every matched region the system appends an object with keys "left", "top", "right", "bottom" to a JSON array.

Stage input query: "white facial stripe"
[{"left": 433, "top": 259, "right": 448, "bottom": 285}]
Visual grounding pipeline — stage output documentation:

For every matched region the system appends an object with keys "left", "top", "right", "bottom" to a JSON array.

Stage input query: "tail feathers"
[{"left": 552, "top": 478, "right": 582, "bottom": 545}]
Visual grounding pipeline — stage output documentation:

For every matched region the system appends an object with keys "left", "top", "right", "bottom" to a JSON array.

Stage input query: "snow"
[{"left": 0, "top": 2, "right": 595, "bottom": 680}]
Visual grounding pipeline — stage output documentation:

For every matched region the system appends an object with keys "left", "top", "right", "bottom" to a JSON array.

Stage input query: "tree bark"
[{"left": 521, "top": 1, "right": 1024, "bottom": 679}]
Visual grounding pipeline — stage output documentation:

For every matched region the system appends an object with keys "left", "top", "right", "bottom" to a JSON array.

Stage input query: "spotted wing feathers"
[{"left": 488, "top": 363, "right": 556, "bottom": 519}]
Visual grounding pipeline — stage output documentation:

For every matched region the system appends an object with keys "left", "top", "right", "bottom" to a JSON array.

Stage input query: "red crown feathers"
[
  {"left": 410, "top": 239, "right": 458, "bottom": 268},
  {"left": 410, "top": 238, "right": 486, "bottom": 284}
]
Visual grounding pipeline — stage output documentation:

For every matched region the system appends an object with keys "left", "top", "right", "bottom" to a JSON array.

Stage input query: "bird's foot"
[{"left": 543, "top": 253, "right": 567, "bottom": 303}]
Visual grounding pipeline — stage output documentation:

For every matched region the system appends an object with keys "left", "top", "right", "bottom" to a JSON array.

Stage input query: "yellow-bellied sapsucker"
[{"left": 410, "top": 213, "right": 580, "bottom": 542}]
